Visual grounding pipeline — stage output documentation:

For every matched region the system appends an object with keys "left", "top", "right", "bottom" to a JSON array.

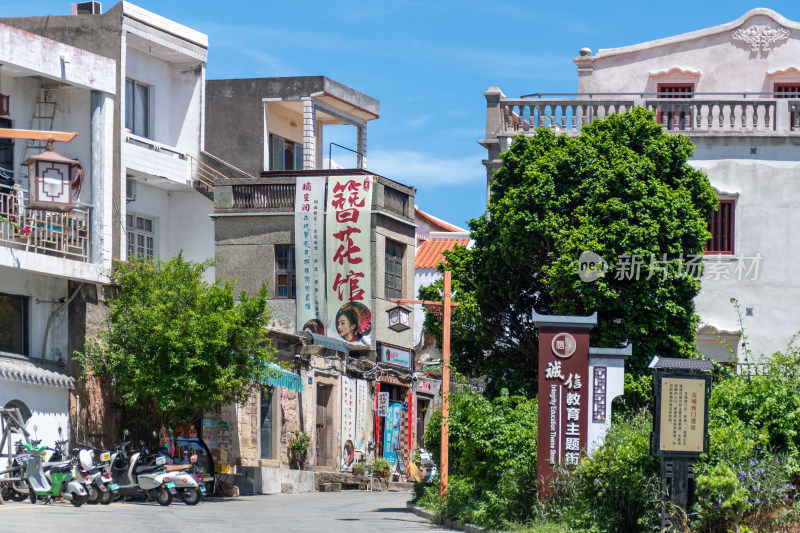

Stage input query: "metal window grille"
[
  {"left": 705, "top": 200, "right": 735, "bottom": 254},
  {"left": 657, "top": 84, "right": 694, "bottom": 130}
]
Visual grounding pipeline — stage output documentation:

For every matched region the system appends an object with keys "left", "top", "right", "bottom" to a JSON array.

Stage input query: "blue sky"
[{"left": 9, "top": 1, "right": 800, "bottom": 228}]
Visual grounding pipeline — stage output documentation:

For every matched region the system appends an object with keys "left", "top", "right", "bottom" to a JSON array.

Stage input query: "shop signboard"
[
  {"left": 652, "top": 373, "right": 710, "bottom": 456},
  {"left": 340, "top": 376, "right": 356, "bottom": 470},
  {"left": 383, "top": 402, "right": 402, "bottom": 467},
  {"left": 326, "top": 174, "right": 374, "bottom": 346},
  {"left": 377, "top": 392, "right": 389, "bottom": 417},
  {"left": 377, "top": 342, "right": 412, "bottom": 370},
  {"left": 355, "top": 379, "right": 368, "bottom": 452},
  {"left": 294, "top": 176, "right": 326, "bottom": 333}
]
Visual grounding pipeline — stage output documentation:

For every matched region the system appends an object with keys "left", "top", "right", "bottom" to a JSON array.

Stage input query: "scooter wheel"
[
  {"left": 86, "top": 486, "right": 100, "bottom": 504},
  {"left": 155, "top": 487, "right": 172, "bottom": 506},
  {"left": 100, "top": 489, "right": 113, "bottom": 505},
  {"left": 181, "top": 489, "right": 200, "bottom": 505},
  {"left": 70, "top": 494, "right": 87, "bottom": 507},
  {"left": 29, "top": 491, "right": 36, "bottom": 504}
]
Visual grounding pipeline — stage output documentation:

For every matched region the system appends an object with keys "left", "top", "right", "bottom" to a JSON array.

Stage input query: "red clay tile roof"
[
  {"left": 415, "top": 239, "right": 470, "bottom": 269},
  {"left": 415, "top": 208, "right": 467, "bottom": 233}
]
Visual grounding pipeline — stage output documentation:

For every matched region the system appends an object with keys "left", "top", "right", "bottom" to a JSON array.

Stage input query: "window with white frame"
[
  {"left": 269, "top": 134, "right": 303, "bottom": 171},
  {"left": 0, "top": 293, "right": 28, "bottom": 356},
  {"left": 126, "top": 213, "right": 156, "bottom": 260},
  {"left": 125, "top": 78, "right": 150, "bottom": 138}
]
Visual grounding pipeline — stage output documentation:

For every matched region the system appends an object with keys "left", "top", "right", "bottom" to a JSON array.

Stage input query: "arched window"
[{"left": 3, "top": 399, "right": 32, "bottom": 430}]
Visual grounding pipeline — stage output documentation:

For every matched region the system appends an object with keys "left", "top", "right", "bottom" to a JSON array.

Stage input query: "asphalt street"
[{"left": 0, "top": 490, "right": 449, "bottom": 533}]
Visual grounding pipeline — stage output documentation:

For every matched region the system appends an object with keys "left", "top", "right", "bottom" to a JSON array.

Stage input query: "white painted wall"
[
  {"left": 0, "top": 267, "right": 69, "bottom": 361},
  {"left": 578, "top": 8, "right": 800, "bottom": 360},
  {"left": 126, "top": 182, "right": 214, "bottom": 280},
  {"left": 0, "top": 381, "right": 70, "bottom": 451}
]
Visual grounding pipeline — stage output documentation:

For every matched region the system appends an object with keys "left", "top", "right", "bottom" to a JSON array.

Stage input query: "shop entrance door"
[{"left": 316, "top": 384, "right": 332, "bottom": 467}]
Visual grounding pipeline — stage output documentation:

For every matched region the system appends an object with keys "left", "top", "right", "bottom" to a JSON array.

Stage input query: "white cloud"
[{"left": 367, "top": 149, "right": 485, "bottom": 188}]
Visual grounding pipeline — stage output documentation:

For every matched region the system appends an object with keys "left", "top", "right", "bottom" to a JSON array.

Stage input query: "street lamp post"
[{"left": 391, "top": 269, "right": 458, "bottom": 501}]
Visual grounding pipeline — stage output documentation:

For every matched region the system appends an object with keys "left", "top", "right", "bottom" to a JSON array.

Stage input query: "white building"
[
  {"left": 0, "top": 20, "right": 116, "bottom": 445},
  {"left": 0, "top": 2, "right": 213, "bottom": 443},
  {"left": 480, "top": 8, "right": 800, "bottom": 363},
  {"left": 2, "top": 1, "right": 213, "bottom": 274}
]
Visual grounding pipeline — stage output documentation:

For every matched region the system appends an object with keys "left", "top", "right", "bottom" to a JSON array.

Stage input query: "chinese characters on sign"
[
  {"left": 377, "top": 391, "right": 389, "bottom": 417},
  {"left": 355, "top": 379, "right": 368, "bottom": 452},
  {"left": 326, "top": 175, "right": 374, "bottom": 345},
  {"left": 294, "top": 177, "right": 326, "bottom": 331},
  {"left": 543, "top": 332, "right": 585, "bottom": 467},
  {"left": 341, "top": 376, "right": 356, "bottom": 469},
  {"left": 658, "top": 377, "right": 706, "bottom": 453},
  {"left": 378, "top": 343, "right": 412, "bottom": 370}
]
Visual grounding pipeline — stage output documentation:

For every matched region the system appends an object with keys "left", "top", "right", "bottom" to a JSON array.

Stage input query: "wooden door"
[{"left": 316, "top": 384, "right": 330, "bottom": 466}]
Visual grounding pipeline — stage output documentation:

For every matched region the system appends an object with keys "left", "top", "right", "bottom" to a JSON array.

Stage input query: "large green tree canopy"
[
  {"left": 78, "top": 253, "right": 276, "bottom": 432},
  {"left": 421, "top": 108, "right": 717, "bottom": 395}
]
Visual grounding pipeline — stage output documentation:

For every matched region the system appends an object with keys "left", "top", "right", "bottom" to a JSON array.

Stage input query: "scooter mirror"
[
  {"left": 123, "top": 429, "right": 129, "bottom": 436},
  {"left": 153, "top": 430, "right": 158, "bottom": 438},
  {"left": 190, "top": 455, "right": 197, "bottom": 464},
  {"left": 58, "top": 426, "right": 62, "bottom": 436}
]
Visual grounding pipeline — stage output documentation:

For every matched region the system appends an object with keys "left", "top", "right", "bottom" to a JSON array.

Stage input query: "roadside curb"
[{"left": 406, "top": 501, "right": 487, "bottom": 533}]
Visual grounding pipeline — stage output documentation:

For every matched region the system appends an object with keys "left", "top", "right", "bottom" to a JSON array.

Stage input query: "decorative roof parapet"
[
  {"left": 0, "top": 355, "right": 75, "bottom": 389},
  {"left": 732, "top": 23, "right": 790, "bottom": 52}
]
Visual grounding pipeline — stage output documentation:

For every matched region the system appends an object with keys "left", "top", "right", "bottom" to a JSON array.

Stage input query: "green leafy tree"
[
  {"left": 77, "top": 253, "right": 275, "bottom": 434},
  {"left": 421, "top": 108, "right": 717, "bottom": 394}
]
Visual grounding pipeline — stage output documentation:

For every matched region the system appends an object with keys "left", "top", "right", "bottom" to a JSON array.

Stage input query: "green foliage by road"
[
  {"left": 77, "top": 253, "right": 275, "bottom": 433},
  {"left": 420, "top": 108, "right": 718, "bottom": 395},
  {"left": 416, "top": 387, "right": 537, "bottom": 528}
]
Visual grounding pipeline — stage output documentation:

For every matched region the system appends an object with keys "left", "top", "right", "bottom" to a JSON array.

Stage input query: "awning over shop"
[
  {"left": 309, "top": 333, "right": 349, "bottom": 355},
  {"left": 263, "top": 363, "right": 303, "bottom": 392}
]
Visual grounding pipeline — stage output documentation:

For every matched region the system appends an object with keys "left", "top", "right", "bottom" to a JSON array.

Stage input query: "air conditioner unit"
[
  {"left": 71, "top": 2, "right": 102, "bottom": 15},
  {"left": 126, "top": 178, "right": 136, "bottom": 203}
]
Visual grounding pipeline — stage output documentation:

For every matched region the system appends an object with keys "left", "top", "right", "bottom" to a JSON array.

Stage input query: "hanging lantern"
[
  {"left": 386, "top": 304, "right": 412, "bottom": 332},
  {"left": 25, "top": 142, "right": 81, "bottom": 211}
]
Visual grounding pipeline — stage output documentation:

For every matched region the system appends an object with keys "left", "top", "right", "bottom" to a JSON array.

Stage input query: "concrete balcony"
[
  {"left": 488, "top": 93, "right": 800, "bottom": 138},
  {"left": 123, "top": 133, "right": 189, "bottom": 186}
]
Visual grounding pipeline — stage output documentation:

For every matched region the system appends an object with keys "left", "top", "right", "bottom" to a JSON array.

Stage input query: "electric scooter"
[
  {"left": 77, "top": 447, "right": 116, "bottom": 504},
  {"left": 145, "top": 447, "right": 206, "bottom": 505},
  {"left": 109, "top": 432, "right": 176, "bottom": 505},
  {"left": 22, "top": 442, "right": 87, "bottom": 506}
]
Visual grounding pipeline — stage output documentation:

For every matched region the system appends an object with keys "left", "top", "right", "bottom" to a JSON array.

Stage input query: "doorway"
[{"left": 315, "top": 384, "right": 335, "bottom": 467}]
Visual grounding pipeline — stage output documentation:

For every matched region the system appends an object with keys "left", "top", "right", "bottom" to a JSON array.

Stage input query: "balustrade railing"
[
  {"left": 232, "top": 183, "right": 295, "bottom": 209},
  {"left": 498, "top": 95, "right": 800, "bottom": 136},
  {"left": 0, "top": 187, "right": 90, "bottom": 262}
]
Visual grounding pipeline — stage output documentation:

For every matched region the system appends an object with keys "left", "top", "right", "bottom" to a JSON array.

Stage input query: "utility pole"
[{"left": 391, "top": 270, "right": 457, "bottom": 501}]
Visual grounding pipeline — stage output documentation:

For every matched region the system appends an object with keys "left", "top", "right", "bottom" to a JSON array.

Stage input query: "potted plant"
[
  {"left": 367, "top": 457, "right": 391, "bottom": 482},
  {"left": 288, "top": 431, "right": 311, "bottom": 469}
]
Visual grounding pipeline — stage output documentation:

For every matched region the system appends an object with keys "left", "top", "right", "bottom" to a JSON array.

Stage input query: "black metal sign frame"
[{"left": 651, "top": 371, "right": 711, "bottom": 457}]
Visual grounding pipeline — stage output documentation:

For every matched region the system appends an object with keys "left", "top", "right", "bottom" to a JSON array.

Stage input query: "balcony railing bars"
[
  {"left": 232, "top": 184, "right": 295, "bottom": 209},
  {"left": 0, "top": 186, "right": 90, "bottom": 262},
  {"left": 499, "top": 95, "right": 800, "bottom": 135}
]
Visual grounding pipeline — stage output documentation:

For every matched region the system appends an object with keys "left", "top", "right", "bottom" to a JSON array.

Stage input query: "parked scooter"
[
  {"left": 145, "top": 446, "right": 205, "bottom": 505},
  {"left": 21, "top": 441, "right": 87, "bottom": 506},
  {"left": 77, "top": 447, "right": 117, "bottom": 504},
  {"left": 109, "top": 431, "right": 176, "bottom": 505}
]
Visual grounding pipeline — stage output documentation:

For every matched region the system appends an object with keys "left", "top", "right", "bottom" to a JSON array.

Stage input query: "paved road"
[{"left": 0, "top": 491, "right": 448, "bottom": 532}]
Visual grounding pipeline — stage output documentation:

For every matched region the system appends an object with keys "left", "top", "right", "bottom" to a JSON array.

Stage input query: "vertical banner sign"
[
  {"left": 535, "top": 316, "right": 595, "bottom": 498},
  {"left": 377, "top": 391, "right": 390, "bottom": 417},
  {"left": 340, "top": 376, "right": 356, "bottom": 470},
  {"left": 384, "top": 402, "right": 401, "bottom": 467},
  {"left": 355, "top": 379, "right": 369, "bottom": 452},
  {"left": 295, "top": 176, "right": 326, "bottom": 333},
  {"left": 326, "top": 175, "right": 374, "bottom": 346}
]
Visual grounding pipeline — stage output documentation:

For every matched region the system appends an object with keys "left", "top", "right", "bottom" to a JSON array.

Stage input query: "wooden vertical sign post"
[{"left": 391, "top": 270, "right": 458, "bottom": 502}]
